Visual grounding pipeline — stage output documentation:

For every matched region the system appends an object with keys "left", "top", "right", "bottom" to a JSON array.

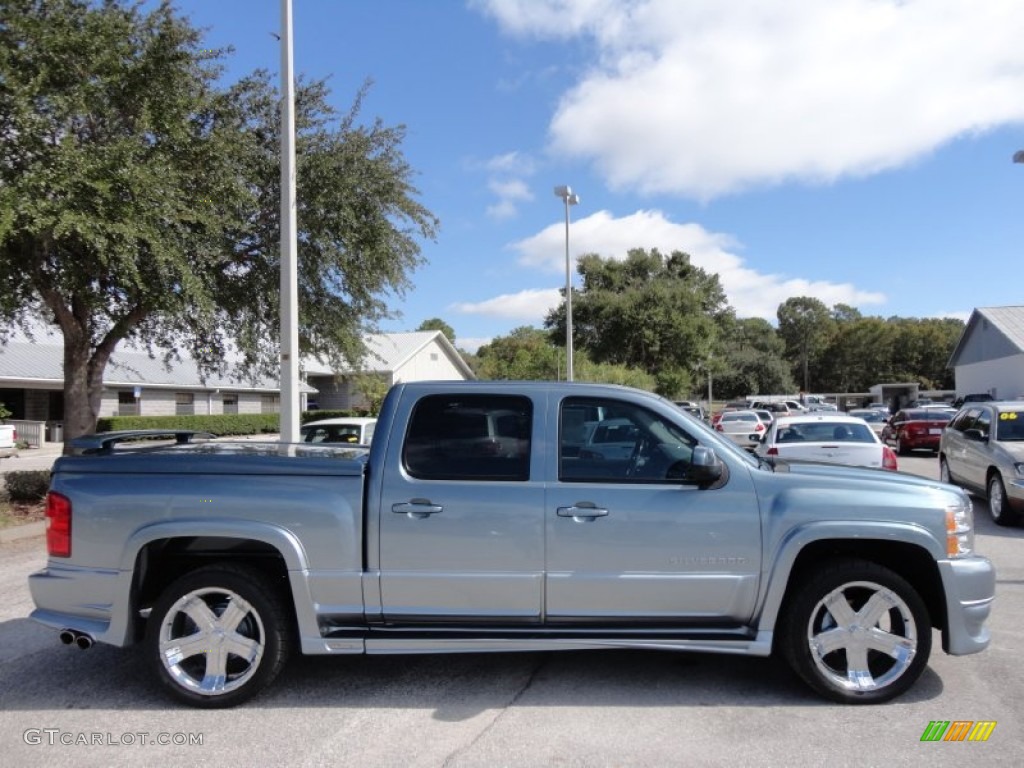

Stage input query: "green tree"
[
  {"left": 776, "top": 297, "right": 835, "bottom": 391},
  {"left": 416, "top": 317, "right": 455, "bottom": 344},
  {"left": 476, "top": 327, "right": 559, "bottom": 380},
  {"left": 546, "top": 248, "right": 729, "bottom": 382},
  {"left": 714, "top": 317, "right": 796, "bottom": 398},
  {"left": 0, "top": 0, "right": 437, "bottom": 445}
]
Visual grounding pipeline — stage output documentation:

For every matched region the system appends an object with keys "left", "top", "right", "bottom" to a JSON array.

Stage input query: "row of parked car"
[{"left": 683, "top": 396, "right": 1023, "bottom": 526}]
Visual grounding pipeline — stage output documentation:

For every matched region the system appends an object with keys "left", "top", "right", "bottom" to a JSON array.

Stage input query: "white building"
[
  {"left": 947, "top": 306, "right": 1024, "bottom": 400},
  {"left": 0, "top": 331, "right": 473, "bottom": 445}
]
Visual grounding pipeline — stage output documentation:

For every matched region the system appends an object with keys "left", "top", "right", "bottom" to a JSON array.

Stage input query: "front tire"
[
  {"left": 987, "top": 473, "right": 1019, "bottom": 526},
  {"left": 939, "top": 457, "right": 952, "bottom": 485},
  {"left": 146, "top": 564, "right": 292, "bottom": 708},
  {"left": 779, "top": 559, "right": 931, "bottom": 704}
]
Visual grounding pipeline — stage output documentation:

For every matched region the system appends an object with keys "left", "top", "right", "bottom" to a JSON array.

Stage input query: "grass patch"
[{"left": 0, "top": 498, "right": 46, "bottom": 529}]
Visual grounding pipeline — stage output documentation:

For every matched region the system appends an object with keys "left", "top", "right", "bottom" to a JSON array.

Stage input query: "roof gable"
[{"left": 948, "top": 306, "right": 1024, "bottom": 367}]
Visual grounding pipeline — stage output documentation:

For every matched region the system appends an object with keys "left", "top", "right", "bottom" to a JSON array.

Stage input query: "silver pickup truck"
[{"left": 29, "top": 381, "right": 995, "bottom": 708}]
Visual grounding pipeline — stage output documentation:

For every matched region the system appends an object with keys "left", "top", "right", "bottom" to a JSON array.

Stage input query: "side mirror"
[
  {"left": 963, "top": 428, "right": 986, "bottom": 442},
  {"left": 669, "top": 445, "right": 725, "bottom": 489}
]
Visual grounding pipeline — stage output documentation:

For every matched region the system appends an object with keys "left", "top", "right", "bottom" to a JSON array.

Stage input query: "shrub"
[
  {"left": 5, "top": 470, "right": 51, "bottom": 502},
  {"left": 96, "top": 413, "right": 281, "bottom": 436}
]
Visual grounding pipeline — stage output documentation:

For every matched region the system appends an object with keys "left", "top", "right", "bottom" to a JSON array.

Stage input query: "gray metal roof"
[
  {"left": 303, "top": 331, "right": 475, "bottom": 378},
  {"left": 0, "top": 340, "right": 287, "bottom": 392},
  {"left": 947, "top": 306, "right": 1024, "bottom": 367}
]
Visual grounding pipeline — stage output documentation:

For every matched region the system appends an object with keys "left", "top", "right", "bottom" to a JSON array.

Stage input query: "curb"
[{"left": 0, "top": 520, "right": 46, "bottom": 544}]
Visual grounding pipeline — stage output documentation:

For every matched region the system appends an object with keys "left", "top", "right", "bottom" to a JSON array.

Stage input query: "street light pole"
[
  {"left": 554, "top": 185, "right": 579, "bottom": 381},
  {"left": 278, "top": 0, "right": 300, "bottom": 443}
]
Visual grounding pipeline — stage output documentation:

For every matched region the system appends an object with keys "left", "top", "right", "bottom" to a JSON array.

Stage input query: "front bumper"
[{"left": 937, "top": 555, "right": 995, "bottom": 655}]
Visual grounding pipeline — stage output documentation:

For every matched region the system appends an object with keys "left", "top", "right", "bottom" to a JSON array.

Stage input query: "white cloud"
[
  {"left": 486, "top": 178, "right": 534, "bottom": 219},
  {"left": 477, "top": 0, "right": 1024, "bottom": 199},
  {"left": 495, "top": 209, "right": 885, "bottom": 323},
  {"left": 480, "top": 151, "right": 537, "bottom": 219},
  {"left": 450, "top": 287, "right": 562, "bottom": 322}
]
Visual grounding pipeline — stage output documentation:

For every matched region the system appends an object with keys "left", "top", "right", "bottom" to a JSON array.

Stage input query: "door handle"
[
  {"left": 392, "top": 501, "right": 443, "bottom": 519},
  {"left": 557, "top": 505, "right": 609, "bottom": 522}
]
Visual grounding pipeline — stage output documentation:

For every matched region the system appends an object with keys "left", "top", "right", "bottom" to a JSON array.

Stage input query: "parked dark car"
[
  {"left": 951, "top": 393, "right": 995, "bottom": 409},
  {"left": 881, "top": 408, "right": 956, "bottom": 455}
]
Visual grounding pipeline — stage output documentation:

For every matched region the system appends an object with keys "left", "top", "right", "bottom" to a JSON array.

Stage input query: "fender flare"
[{"left": 756, "top": 520, "right": 944, "bottom": 634}]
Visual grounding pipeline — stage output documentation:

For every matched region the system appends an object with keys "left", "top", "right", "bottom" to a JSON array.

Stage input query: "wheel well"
[
  {"left": 130, "top": 537, "right": 293, "bottom": 642},
  {"left": 781, "top": 539, "right": 946, "bottom": 633}
]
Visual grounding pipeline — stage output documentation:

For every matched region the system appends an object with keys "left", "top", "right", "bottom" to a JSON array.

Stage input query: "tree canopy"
[
  {"left": 0, "top": 0, "right": 437, "bottom": 441},
  {"left": 416, "top": 317, "right": 455, "bottom": 344},
  {"left": 545, "top": 248, "right": 729, "bottom": 396}
]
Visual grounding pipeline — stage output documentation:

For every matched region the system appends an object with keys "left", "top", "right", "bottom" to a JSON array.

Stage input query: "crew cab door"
[
  {"left": 373, "top": 392, "right": 544, "bottom": 623},
  {"left": 546, "top": 396, "right": 762, "bottom": 625}
]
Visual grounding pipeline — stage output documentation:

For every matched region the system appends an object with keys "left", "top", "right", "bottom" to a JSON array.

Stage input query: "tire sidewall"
[{"left": 145, "top": 565, "right": 291, "bottom": 708}]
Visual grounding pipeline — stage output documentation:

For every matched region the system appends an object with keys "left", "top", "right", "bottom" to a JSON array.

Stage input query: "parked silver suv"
[{"left": 939, "top": 401, "right": 1024, "bottom": 525}]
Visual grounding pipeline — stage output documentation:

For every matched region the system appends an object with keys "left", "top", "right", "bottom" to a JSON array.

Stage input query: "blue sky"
[{"left": 172, "top": 0, "right": 1024, "bottom": 353}]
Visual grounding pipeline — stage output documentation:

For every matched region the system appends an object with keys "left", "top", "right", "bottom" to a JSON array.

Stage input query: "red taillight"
[
  {"left": 12, "top": 429, "right": 16, "bottom": 441},
  {"left": 766, "top": 447, "right": 779, "bottom": 456},
  {"left": 46, "top": 492, "right": 72, "bottom": 558},
  {"left": 882, "top": 446, "right": 898, "bottom": 471},
  {"left": 755, "top": 423, "right": 765, "bottom": 431}
]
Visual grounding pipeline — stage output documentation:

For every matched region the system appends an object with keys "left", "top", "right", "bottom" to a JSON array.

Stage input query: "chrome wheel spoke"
[
  {"left": 161, "top": 631, "right": 210, "bottom": 662},
  {"left": 181, "top": 595, "right": 218, "bottom": 631},
  {"left": 199, "top": 648, "right": 230, "bottom": 693},
  {"left": 856, "top": 590, "right": 895, "bottom": 627},
  {"left": 811, "top": 627, "right": 851, "bottom": 657},
  {"left": 866, "top": 627, "right": 915, "bottom": 660},
  {"left": 224, "top": 632, "right": 261, "bottom": 662},
  {"left": 218, "top": 598, "right": 250, "bottom": 633},
  {"left": 822, "top": 590, "right": 857, "bottom": 627}
]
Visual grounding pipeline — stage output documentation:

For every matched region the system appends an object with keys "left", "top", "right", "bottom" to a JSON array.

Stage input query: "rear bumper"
[
  {"left": 28, "top": 564, "right": 133, "bottom": 647},
  {"left": 937, "top": 556, "right": 995, "bottom": 655}
]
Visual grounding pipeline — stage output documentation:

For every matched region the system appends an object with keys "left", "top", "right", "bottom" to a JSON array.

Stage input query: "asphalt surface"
[{"left": 0, "top": 453, "right": 1021, "bottom": 767}]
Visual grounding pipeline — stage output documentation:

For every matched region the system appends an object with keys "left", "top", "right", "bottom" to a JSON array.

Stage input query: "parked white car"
[
  {"left": 714, "top": 409, "right": 767, "bottom": 450},
  {"left": 300, "top": 417, "right": 377, "bottom": 445},
  {"left": 0, "top": 424, "right": 18, "bottom": 458},
  {"left": 753, "top": 413, "right": 898, "bottom": 471}
]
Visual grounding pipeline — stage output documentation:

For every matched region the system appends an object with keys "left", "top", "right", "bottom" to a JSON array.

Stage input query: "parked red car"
[{"left": 881, "top": 408, "right": 956, "bottom": 455}]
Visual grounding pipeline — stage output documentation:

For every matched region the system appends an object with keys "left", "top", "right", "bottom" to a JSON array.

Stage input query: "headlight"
[
  {"left": 1014, "top": 462, "right": 1024, "bottom": 478},
  {"left": 946, "top": 497, "right": 974, "bottom": 558}
]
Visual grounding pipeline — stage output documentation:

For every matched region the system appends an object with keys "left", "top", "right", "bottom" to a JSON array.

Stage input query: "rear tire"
[
  {"left": 779, "top": 559, "right": 930, "bottom": 704},
  {"left": 146, "top": 564, "right": 292, "bottom": 708}
]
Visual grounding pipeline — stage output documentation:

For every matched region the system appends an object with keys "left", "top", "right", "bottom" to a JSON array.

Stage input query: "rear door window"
[{"left": 403, "top": 394, "right": 532, "bottom": 481}]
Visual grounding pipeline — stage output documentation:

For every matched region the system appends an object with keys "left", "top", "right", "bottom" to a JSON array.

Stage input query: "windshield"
[{"left": 995, "top": 411, "right": 1024, "bottom": 441}]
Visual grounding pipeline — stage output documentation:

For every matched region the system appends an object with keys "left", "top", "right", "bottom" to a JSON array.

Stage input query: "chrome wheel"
[
  {"left": 157, "top": 587, "right": 265, "bottom": 696},
  {"left": 147, "top": 565, "right": 291, "bottom": 707},
  {"left": 806, "top": 581, "right": 917, "bottom": 693},
  {"left": 780, "top": 559, "right": 930, "bottom": 703}
]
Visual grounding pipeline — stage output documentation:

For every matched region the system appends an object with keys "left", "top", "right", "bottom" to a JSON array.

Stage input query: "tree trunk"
[{"left": 62, "top": 338, "right": 101, "bottom": 453}]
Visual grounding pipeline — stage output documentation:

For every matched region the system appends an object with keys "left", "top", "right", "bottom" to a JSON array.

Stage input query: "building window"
[
  {"left": 222, "top": 394, "right": 238, "bottom": 414},
  {"left": 261, "top": 394, "right": 280, "bottom": 414},
  {"left": 175, "top": 392, "right": 195, "bottom": 416},
  {"left": 118, "top": 391, "right": 139, "bottom": 417}
]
